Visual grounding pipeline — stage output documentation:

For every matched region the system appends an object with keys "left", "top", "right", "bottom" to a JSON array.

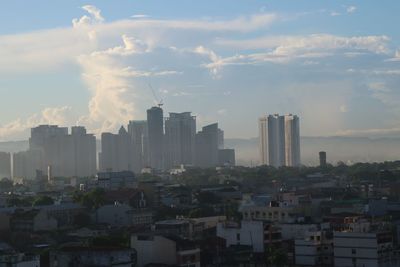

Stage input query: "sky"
[{"left": 1, "top": 0, "right": 400, "bottom": 140}]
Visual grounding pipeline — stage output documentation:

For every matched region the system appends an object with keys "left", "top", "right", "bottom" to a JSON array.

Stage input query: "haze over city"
[
  {"left": 1, "top": 1, "right": 400, "bottom": 141},
  {"left": 3, "top": 2, "right": 400, "bottom": 267}
]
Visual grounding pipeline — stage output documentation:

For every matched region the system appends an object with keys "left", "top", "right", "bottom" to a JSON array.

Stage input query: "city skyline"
[{"left": 1, "top": 1, "right": 400, "bottom": 140}]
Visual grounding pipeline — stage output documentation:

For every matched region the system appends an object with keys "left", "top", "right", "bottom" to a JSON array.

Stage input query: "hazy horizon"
[{"left": 1, "top": 1, "right": 400, "bottom": 141}]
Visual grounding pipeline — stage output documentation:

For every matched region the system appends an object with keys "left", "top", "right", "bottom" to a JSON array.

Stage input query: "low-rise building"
[
  {"left": 49, "top": 246, "right": 137, "bottom": 267},
  {"left": 217, "top": 220, "right": 282, "bottom": 253},
  {"left": 334, "top": 230, "right": 399, "bottom": 267},
  {"left": 131, "top": 234, "right": 200, "bottom": 267},
  {"left": 10, "top": 209, "right": 57, "bottom": 232},
  {"left": 295, "top": 230, "right": 333, "bottom": 266},
  {"left": 0, "top": 253, "right": 40, "bottom": 267}
]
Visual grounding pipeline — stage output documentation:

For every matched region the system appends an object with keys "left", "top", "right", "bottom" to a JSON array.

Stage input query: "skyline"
[{"left": 1, "top": 1, "right": 400, "bottom": 140}]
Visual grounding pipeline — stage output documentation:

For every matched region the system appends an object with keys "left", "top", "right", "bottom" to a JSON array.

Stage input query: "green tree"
[
  {"left": 266, "top": 247, "right": 287, "bottom": 267},
  {"left": 32, "top": 196, "right": 54, "bottom": 206}
]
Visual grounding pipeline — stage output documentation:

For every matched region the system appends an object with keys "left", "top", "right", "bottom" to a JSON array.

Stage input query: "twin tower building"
[{"left": 259, "top": 114, "right": 301, "bottom": 167}]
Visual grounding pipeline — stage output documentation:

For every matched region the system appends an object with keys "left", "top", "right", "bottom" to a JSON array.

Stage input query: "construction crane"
[{"left": 147, "top": 82, "right": 164, "bottom": 108}]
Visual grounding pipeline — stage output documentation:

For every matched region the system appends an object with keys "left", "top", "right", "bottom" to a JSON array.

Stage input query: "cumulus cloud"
[
  {"left": 0, "top": 106, "right": 75, "bottom": 141},
  {"left": 72, "top": 5, "right": 104, "bottom": 28},
  {"left": 77, "top": 35, "right": 181, "bottom": 135}
]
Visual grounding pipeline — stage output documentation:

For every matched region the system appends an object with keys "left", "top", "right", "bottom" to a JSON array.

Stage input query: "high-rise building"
[
  {"left": 196, "top": 123, "right": 219, "bottom": 168},
  {"left": 319, "top": 151, "right": 327, "bottom": 168},
  {"left": 14, "top": 125, "right": 96, "bottom": 178},
  {"left": 259, "top": 114, "right": 300, "bottom": 167},
  {"left": 164, "top": 112, "right": 196, "bottom": 169},
  {"left": 284, "top": 114, "right": 301, "bottom": 167},
  {"left": 100, "top": 126, "right": 130, "bottom": 172},
  {"left": 218, "top": 149, "right": 235, "bottom": 166},
  {"left": 128, "top": 120, "right": 149, "bottom": 173},
  {"left": 259, "top": 114, "right": 285, "bottom": 167},
  {"left": 147, "top": 106, "right": 164, "bottom": 170},
  {"left": 0, "top": 152, "right": 11, "bottom": 179},
  {"left": 218, "top": 128, "right": 224, "bottom": 149}
]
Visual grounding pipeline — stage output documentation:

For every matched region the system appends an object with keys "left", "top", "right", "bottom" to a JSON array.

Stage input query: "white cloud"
[
  {"left": 73, "top": 5, "right": 104, "bottom": 28},
  {"left": 77, "top": 35, "right": 181, "bottom": 135},
  {"left": 346, "top": 6, "right": 357, "bottom": 14},
  {"left": 216, "top": 34, "right": 390, "bottom": 54},
  {"left": 330, "top": 11, "right": 341, "bottom": 16},
  {"left": 0, "top": 106, "right": 75, "bottom": 141},
  {"left": 131, "top": 14, "right": 149, "bottom": 19}
]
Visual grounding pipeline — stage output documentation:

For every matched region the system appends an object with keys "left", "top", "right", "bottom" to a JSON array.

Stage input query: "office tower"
[
  {"left": 218, "top": 128, "right": 224, "bottom": 149},
  {"left": 218, "top": 149, "right": 236, "bottom": 166},
  {"left": 319, "top": 151, "right": 327, "bottom": 168},
  {"left": 284, "top": 114, "right": 301, "bottom": 167},
  {"left": 21, "top": 125, "right": 97, "bottom": 178},
  {"left": 259, "top": 114, "right": 300, "bottom": 167},
  {"left": 164, "top": 112, "right": 196, "bottom": 169},
  {"left": 258, "top": 114, "right": 285, "bottom": 167},
  {"left": 13, "top": 149, "right": 44, "bottom": 179},
  {"left": 128, "top": 120, "right": 149, "bottom": 173},
  {"left": 29, "top": 125, "right": 68, "bottom": 150},
  {"left": 196, "top": 123, "right": 219, "bottom": 168},
  {"left": 70, "top": 126, "right": 97, "bottom": 177},
  {"left": 147, "top": 106, "right": 164, "bottom": 170},
  {"left": 100, "top": 126, "right": 130, "bottom": 172},
  {"left": 0, "top": 152, "right": 11, "bottom": 179}
]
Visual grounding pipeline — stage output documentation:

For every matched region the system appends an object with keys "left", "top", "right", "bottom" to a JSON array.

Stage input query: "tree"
[
  {"left": 266, "top": 247, "right": 287, "bottom": 267},
  {"left": 32, "top": 196, "right": 54, "bottom": 206},
  {"left": 0, "top": 178, "right": 13, "bottom": 192},
  {"left": 73, "top": 188, "right": 106, "bottom": 210}
]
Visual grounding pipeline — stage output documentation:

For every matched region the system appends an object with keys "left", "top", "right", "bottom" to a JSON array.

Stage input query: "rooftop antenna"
[{"left": 147, "top": 81, "right": 164, "bottom": 108}]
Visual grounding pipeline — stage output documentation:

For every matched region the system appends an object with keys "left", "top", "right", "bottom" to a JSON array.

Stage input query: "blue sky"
[{"left": 0, "top": 0, "right": 400, "bottom": 140}]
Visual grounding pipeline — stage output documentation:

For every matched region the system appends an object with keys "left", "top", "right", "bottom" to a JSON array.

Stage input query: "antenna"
[{"left": 147, "top": 82, "right": 164, "bottom": 108}]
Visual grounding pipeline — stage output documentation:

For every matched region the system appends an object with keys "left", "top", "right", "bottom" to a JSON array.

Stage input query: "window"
[
  {"left": 352, "top": 248, "right": 356, "bottom": 254},
  {"left": 236, "top": 233, "right": 240, "bottom": 241}
]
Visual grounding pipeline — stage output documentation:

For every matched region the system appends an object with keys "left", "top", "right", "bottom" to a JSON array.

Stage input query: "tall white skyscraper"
[
  {"left": 284, "top": 114, "right": 301, "bottom": 167},
  {"left": 259, "top": 114, "right": 300, "bottom": 167}
]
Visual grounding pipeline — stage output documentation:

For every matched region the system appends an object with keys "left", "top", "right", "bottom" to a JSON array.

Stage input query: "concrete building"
[
  {"left": 259, "top": 114, "right": 286, "bottom": 167},
  {"left": 295, "top": 230, "right": 333, "bottom": 266},
  {"left": 319, "top": 151, "right": 327, "bottom": 168},
  {"left": 218, "top": 148, "right": 236, "bottom": 166},
  {"left": 334, "top": 231, "right": 398, "bottom": 267},
  {"left": 10, "top": 209, "right": 57, "bottom": 232},
  {"left": 164, "top": 112, "right": 196, "bottom": 169},
  {"left": 96, "top": 204, "right": 132, "bottom": 227},
  {"left": 259, "top": 114, "right": 301, "bottom": 167},
  {"left": 100, "top": 126, "right": 131, "bottom": 172},
  {"left": 131, "top": 234, "right": 200, "bottom": 267},
  {"left": 49, "top": 246, "right": 137, "bottom": 267},
  {"left": 0, "top": 152, "right": 11, "bottom": 179},
  {"left": 91, "top": 171, "right": 137, "bottom": 191},
  {"left": 241, "top": 202, "right": 297, "bottom": 223},
  {"left": 284, "top": 114, "right": 301, "bottom": 167},
  {"left": 0, "top": 253, "right": 40, "bottom": 267},
  {"left": 147, "top": 106, "right": 164, "bottom": 170},
  {"left": 196, "top": 123, "right": 219, "bottom": 168},
  {"left": 217, "top": 220, "right": 282, "bottom": 253},
  {"left": 13, "top": 125, "right": 96, "bottom": 178},
  {"left": 128, "top": 120, "right": 149, "bottom": 173}
]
